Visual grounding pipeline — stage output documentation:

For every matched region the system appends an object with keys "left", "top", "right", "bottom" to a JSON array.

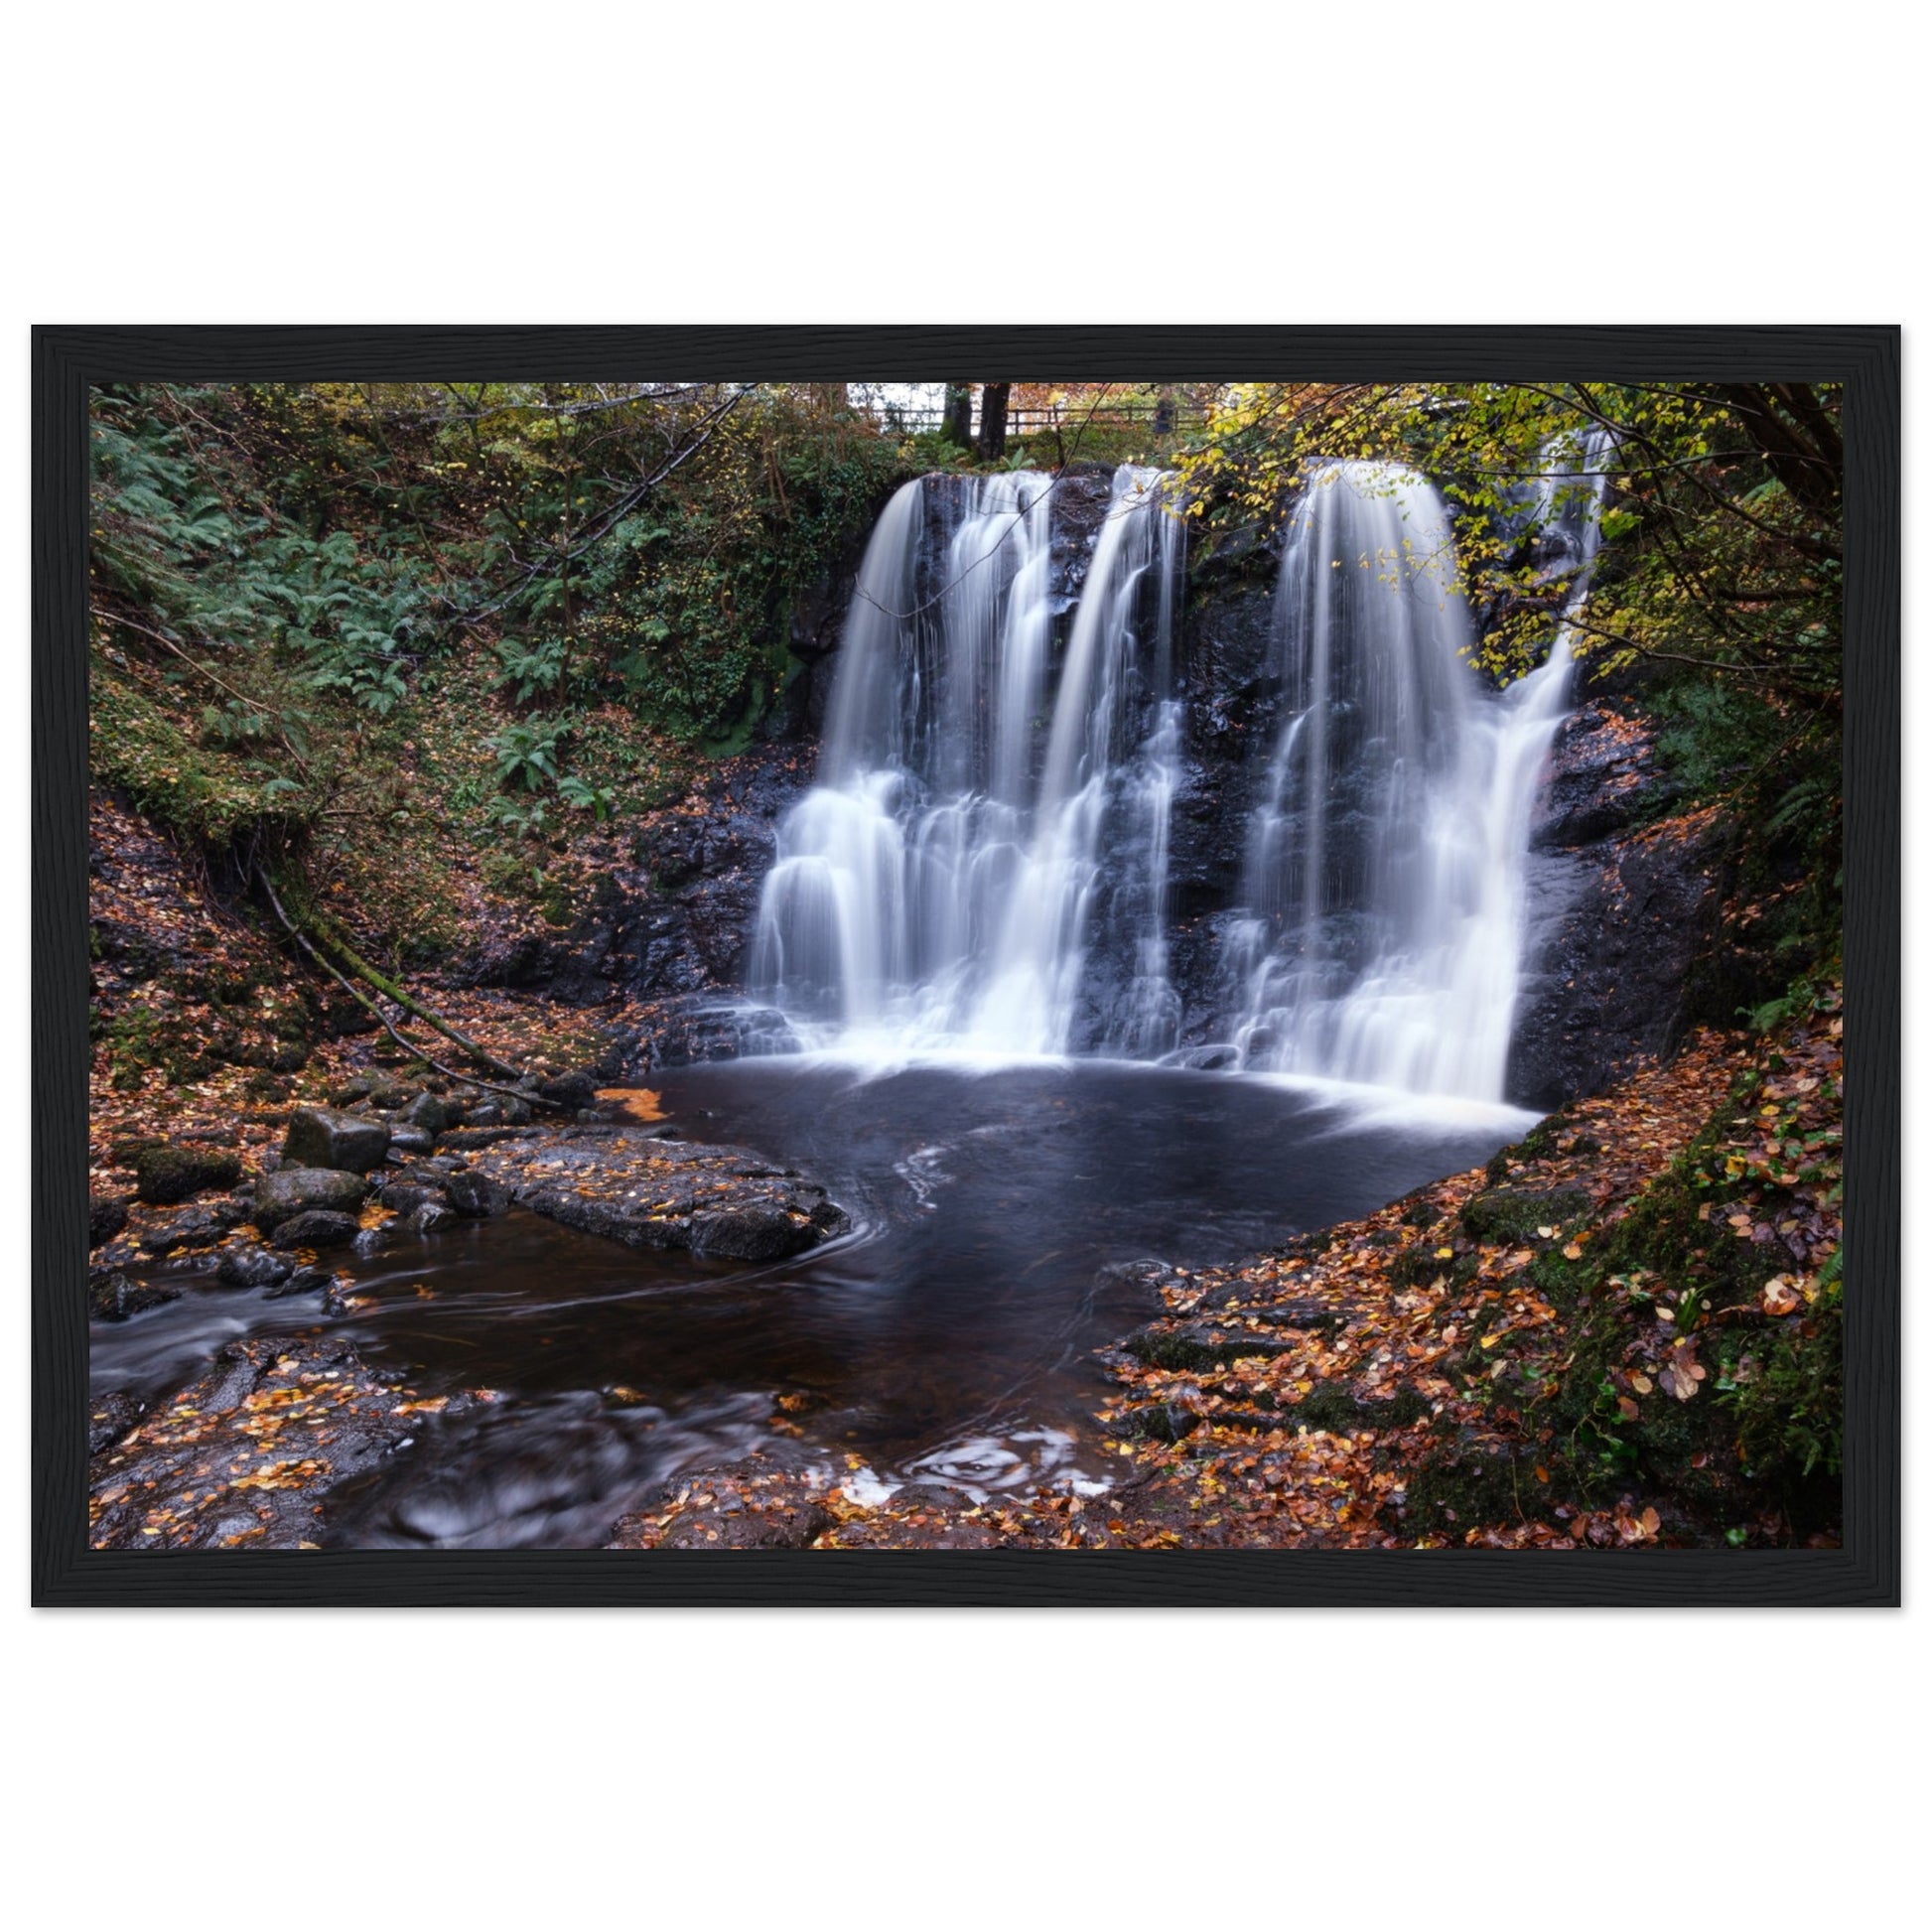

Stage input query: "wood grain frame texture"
[{"left": 32, "top": 326, "right": 1900, "bottom": 1608}]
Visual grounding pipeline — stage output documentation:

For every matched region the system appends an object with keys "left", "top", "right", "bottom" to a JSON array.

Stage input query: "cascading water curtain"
[
  {"left": 751, "top": 466, "right": 1183, "bottom": 1056},
  {"left": 1229, "top": 460, "right": 1577, "bottom": 1102}
]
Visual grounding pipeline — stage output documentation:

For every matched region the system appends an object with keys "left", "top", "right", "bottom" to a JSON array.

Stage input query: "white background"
[{"left": 4, "top": 6, "right": 1922, "bottom": 1926}]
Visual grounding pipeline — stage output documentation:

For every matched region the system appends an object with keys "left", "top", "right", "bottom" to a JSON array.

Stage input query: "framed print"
[{"left": 32, "top": 326, "right": 1899, "bottom": 1605}]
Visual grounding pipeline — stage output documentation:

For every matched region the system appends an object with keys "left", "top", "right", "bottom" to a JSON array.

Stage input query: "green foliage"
[
  {"left": 488, "top": 715, "right": 570, "bottom": 791},
  {"left": 491, "top": 635, "right": 570, "bottom": 705},
  {"left": 86, "top": 379, "right": 897, "bottom": 935}
]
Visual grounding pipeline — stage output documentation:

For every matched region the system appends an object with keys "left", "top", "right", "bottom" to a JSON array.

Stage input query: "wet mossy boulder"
[
  {"left": 282, "top": 1106, "right": 391, "bottom": 1174},
  {"left": 252, "top": 1167, "right": 370, "bottom": 1231},
  {"left": 133, "top": 1144, "right": 243, "bottom": 1206},
  {"left": 396, "top": 1091, "right": 451, "bottom": 1134}
]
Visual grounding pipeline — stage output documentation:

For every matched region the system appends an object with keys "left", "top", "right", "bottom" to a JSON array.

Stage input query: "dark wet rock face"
[
  {"left": 136, "top": 1202, "right": 239, "bottom": 1259},
  {"left": 89, "top": 1335, "right": 417, "bottom": 1550},
  {"left": 1507, "top": 698, "right": 1725, "bottom": 1109},
  {"left": 283, "top": 1106, "right": 391, "bottom": 1173},
  {"left": 471, "top": 1129, "right": 849, "bottom": 1262},
  {"left": 453, "top": 744, "right": 812, "bottom": 1019},
  {"left": 252, "top": 1167, "right": 370, "bottom": 1231},
  {"left": 89, "top": 1389, "right": 146, "bottom": 1454}
]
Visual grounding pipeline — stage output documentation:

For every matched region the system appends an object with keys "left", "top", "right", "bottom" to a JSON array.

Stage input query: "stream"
[{"left": 91, "top": 1058, "right": 1531, "bottom": 1548}]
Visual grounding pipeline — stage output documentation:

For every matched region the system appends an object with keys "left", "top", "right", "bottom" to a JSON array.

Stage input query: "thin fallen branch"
[{"left": 253, "top": 865, "right": 563, "bottom": 1111}]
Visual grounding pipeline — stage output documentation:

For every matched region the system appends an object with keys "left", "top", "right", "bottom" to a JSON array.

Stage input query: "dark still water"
[{"left": 91, "top": 1060, "right": 1533, "bottom": 1548}]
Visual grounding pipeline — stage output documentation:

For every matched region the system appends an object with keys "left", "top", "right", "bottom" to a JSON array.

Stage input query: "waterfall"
[
  {"left": 750, "top": 438, "right": 1605, "bottom": 1102},
  {"left": 1227, "top": 458, "right": 1588, "bottom": 1101},
  {"left": 751, "top": 465, "right": 1184, "bottom": 1056}
]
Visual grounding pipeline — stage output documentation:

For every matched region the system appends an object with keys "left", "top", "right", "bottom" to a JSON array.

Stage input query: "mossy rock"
[
  {"left": 1390, "top": 1242, "right": 1453, "bottom": 1289},
  {"left": 1459, "top": 1185, "right": 1591, "bottom": 1245},
  {"left": 1282, "top": 1382, "right": 1428, "bottom": 1434},
  {"left": 1404, "top": 1443, "right": 1547, "bottom": 1532},
  {"left": 132, "top": 1144, "right": 243, "bottom": 1206}
]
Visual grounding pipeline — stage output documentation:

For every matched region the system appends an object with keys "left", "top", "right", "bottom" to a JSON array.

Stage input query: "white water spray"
[
  {"left": 1228, "top": 453, "right": 1600, "bottom": 1100},
  {"left": 751, "top": 466, "right": 1184, "bottom": 1056}
]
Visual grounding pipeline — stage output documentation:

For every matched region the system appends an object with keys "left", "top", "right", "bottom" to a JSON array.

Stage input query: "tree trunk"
[
  {"left": 976, "top": 383, "right": 1011, "bottom": 461},
  {"left": 942, "top": 383, "right": 974, "bottom": 448}
]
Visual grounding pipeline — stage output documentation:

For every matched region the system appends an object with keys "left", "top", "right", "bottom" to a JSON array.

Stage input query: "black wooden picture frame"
[{"left": 32, "top": 324, "right": 1900, "bottom": 1608}]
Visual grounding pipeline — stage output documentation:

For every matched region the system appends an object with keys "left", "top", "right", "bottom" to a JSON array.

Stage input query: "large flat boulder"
[
  {"left": 472, "top": 1128, "right": 848, "bottom": 1262},
  {"left": 282, "top": 1106, "right": 391, "bottom": 1174}
]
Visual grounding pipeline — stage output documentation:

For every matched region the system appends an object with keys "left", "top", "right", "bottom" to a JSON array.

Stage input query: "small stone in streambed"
[
  {"left": 439, "top": 1126, "right": 529, "bottom": 1151},
  {"left": 252, "top": 1167, "right": 370, "bottom": 1231},
  {"left": 396, "top": 1091, "right": 451, "bottom": 1133},
  {"left": 133, "top": 1144, "right": 244, "bottom": 1206},
  {"left": 89, "top": 1194, "right": 128, "bottom": 1249},
  {"left": 269, "top": 1208, "right": 361, "bottom": 1251},
  {"left": 378, "top": 1180, "right": 443, "bottom": 1214},
  {"left": 463, "top": 1095, "right": 533, "bottom": 1128},
  {"left": 443, "top": 1171, "right": 509, "bottom": 1217},
  {"left": 387, "top": 1124, "right": 437, "bottom": 1156},
  {"left": 535, "top": 1069, "right": 599, "bottom": 1110},
  {"left": 282, "top": 1105, "right": 391, "bottom": 1174},
  {"left": 216, "top": 1245, "right": 294, "bottom": 1289},
  {"left": 88, "top": 1271, "right": 185, "bottom": 1322},
  {"left": 414, "top": 1199, "right": 457, "bottom": 1233},
  {"left": 137, "top": 1204, "right": 230, "bottom": 1258},
  {"left": 266, "top": 1266, "right": 334, "bottom": 1302}
]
